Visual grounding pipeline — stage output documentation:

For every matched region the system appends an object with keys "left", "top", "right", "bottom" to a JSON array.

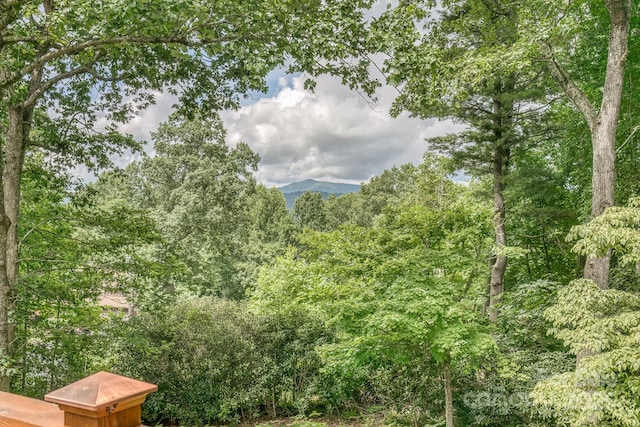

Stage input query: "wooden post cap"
[{"left": 44, "top": 371, "right": 157, "bottom": 427}]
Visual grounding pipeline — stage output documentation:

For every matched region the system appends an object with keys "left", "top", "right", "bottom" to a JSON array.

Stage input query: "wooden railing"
[{"left": 0, "top": 371, "right": 156, "bottom": 427}]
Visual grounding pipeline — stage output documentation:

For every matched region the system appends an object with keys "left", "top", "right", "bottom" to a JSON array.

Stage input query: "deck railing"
[{"left": 0, "top": 371, "right": 156, "bottom": 427}]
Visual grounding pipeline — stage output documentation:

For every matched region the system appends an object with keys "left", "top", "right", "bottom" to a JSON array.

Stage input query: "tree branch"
[
  {"left": 87, "top": 66, "right": 128, "bottom": 82},
  {"left": 545, "top": 54, "right": 598, "bottom": 131},
  {"left": 0, "top": 33, "right": 267, "bottom": 90},
  {"left": 19, "top": 216, "right": 65, "bottom": 247},
  {"left": 0, "top": 36, "right": 39, "bottom": 44},
  {"left": 616, "top": 125, "right": 640, "bottom": 153},
  {"left": 0, "top": 0, "right": 27, "bottom": 8},
  {"left": 23, "top": 63, "right": 94, "bottom": 107},
  {"left": 479, "top": 0, "right": 514, "bottom": 18}
]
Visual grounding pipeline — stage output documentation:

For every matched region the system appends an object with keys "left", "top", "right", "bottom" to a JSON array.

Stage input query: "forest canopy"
[{"left": 1, "top": 1, "right": 640, "bottom": 426}]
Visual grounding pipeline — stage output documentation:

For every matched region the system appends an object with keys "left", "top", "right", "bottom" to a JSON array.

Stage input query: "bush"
[
  {"left": 253, "top": 310, "right": 336, "bottom": 417},
  {"left": 112, "top": 298, "right": 262, "bottom": 425},
  {"left": 110, "top": 297, "right": 335, "bottom": 426}
]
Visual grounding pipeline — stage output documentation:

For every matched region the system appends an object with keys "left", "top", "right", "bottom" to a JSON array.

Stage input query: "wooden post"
[{"left": 44, "top": 371, "right": 157, "bottom": 427}]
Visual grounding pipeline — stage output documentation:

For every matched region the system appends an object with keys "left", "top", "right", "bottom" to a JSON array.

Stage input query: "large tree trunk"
[
  {"left": 5, "top": 105, "right": 29, "bottom": 286},
  {"left": 582, "top": 121, "right": 615, "bottom": 288},
  {"left": 489, "top": 145, "right": 507, "bottom": 323},
  {"left": 0, "top": 247, "right": 9, "bottom": 393},
  {"left": 0, "top": 103, "right": 34, "bottom": 392},
  {"left": 0, "top": 42, "right": 43, "bottom": 388},
  {"left": 0, "top": 105, "right": 27, "bottom": 391},
  {"left": 582, "top": 0, "right": 630, "bottom": 289},
  {"left": 546, "top": 0, "right": 631, "bottom": 289}
]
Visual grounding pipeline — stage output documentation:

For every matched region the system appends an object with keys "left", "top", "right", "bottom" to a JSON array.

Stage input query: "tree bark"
[
  {"left": 444, "top": 356, "right": 454, "bottom": 427},
  {"left": 489, "top": 145, "right": 507, "bottom": 323},
  {"left": 582, "top": 0, "right": 630, "bottom": 289},
  {"left": 0, "top": 105, "right": 27, "bottom": 391},
  {"left": 546, "top": 0, "right": 631, "bottom": 289},
  {"left": 5, "top": 105, "right": 30, "bottom": 282},
  {"left": 0, "top": 91, "right": 36, "bottom": 393},
  {"left": 0, "top": 256, "right": 8, "bottom": 392},
  {"left": 488, "top": 87, "right": 512, "bottom": 323}
]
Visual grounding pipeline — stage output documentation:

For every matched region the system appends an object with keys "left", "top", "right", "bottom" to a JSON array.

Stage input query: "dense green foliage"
[
  {"left": 2, "top": 1, "right": 640, "bottom": 426},
  {"left": 15, "top": 156, "right": 171, "bottom": 396},
  {"left": 111, "top": 297, "right": 333, "bottom": 426}
]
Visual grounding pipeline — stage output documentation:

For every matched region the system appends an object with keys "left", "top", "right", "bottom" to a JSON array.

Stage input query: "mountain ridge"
[
  {"left": 278, "top": 179, "right": 360, "bottom": 194},
  {"left": 277, "top": 179, "right": 360, "bottom": 208}
]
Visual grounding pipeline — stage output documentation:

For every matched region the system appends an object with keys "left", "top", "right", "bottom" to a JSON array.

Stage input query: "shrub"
[
  {"left": 110, "top": 297, "right": 335, "bottom": 426},
  {"left": 112, "top": 297, "right": 262, "bottom": 425}
]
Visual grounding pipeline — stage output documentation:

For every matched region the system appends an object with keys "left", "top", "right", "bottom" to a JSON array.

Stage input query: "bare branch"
[{"left": 616, "top": 125, "right": 640, "bottom": 153}]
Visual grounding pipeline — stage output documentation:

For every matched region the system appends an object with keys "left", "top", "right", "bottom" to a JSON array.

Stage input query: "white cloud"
[
  {"left": 222, "top": 74, "right": 461, "bottom": 187},
  {"left": 90, "top": 70, "right": 462, "bottom": 187},
  {"left": 117, "top": 91, "right": 178, "bottom": 142}
]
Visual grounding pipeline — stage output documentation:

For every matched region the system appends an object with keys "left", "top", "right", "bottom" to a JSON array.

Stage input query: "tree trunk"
[
  {"left": 546, "top": 0, "right": 630, "bottom": 289},
  {"left": 443, "top": 356, "right": 454, "bottom": 427},
  {"left": 489, "top": 149, "right": 507, "bottom": 322},
  {"left": 5, "top": 105, "right": 28, "bottom": 293},
  {"left": 0, "top": 212, "right": 9, "bottom": 393},
  {"left": 0, "top": 40, "right": 42, "bottom": 387},
  {"left": 0, "top": 107, "right": 18, "bottom": 391},
  {"left": 582, "top": 0, "right": 630, "bottom": 289},
  {"left": 488, "top": 88, "right": 511, "bottom": 323},
  {"left": 0, "top": 104, "right": 31, "bottom": 391}
]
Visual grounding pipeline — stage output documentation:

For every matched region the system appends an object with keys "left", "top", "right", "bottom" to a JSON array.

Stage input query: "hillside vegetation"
[{"left": 2, "top": 1, "right": 639, "bottom": 426}]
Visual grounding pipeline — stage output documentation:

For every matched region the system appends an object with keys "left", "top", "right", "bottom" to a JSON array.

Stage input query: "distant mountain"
[
  {"left": 278, "top": 179, "right": 360, "bottom": 194},
  {"left": 278, "top": 179, "right": 360, "bottom": 208}
]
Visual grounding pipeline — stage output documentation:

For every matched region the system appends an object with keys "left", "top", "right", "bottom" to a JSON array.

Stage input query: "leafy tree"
[
  {"left": 324, "top": 158, "right": 458, "bottom": 231},
  {"left": 504, "top": 148, "right": 580, "bottom": 285},
  {"left": 114, "top": 298, "right": 263, "bottom": 426},
  {"left": 355, "top": 163, "right": 421, "bottom": 226},
  {"left": 371, "top": 0, "right": 552, "bottom": 321},
  {"left": 251, "top": 308, "right": 336, "bottom": 418},
  {"left": 537, "top": 0, "right": 632, "bottom": 287},
  {"left": 532, "top": 279, "right": 640, "bottom": 426},
  {"left": 459, "top": 280, "right": 572, "bottom": 426},
  {"left": 242, "top": 185, "right": 298, "bottom": 285},
  {"left": 112, "top": 297, "right": 333, "bottom": 425},
  {"left": 460, "top": 0, "right": 635, "bottom": 287},
  {"left": 93, "top": 113, "right": 263, "bottom": 298},
  {"left": 93, "top": 115, "right": 298, "bottom": 298},
  {"left": 0, "top": 0, "right": 376, "bottom": 389},
  {"left": 15, "top": 156, "right": 169, "bottom": 395},
  {"left": 292, "top": 191, "right": 328, "bottom": 232},
  {"left": 248, "top": 185, "right": 297, "bottom": 247},
  {"left": 505, "top": 0, "right": 640, "bottom": 290},
  {"left": 254, "top": 165, "right": 495, "bottom": 426},
  {"left": 532, "top": 198, "right": 640, "bottom": 426}
]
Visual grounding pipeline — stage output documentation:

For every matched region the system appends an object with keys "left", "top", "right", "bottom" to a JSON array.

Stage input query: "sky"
[
  {"left": 110, "top": 69, "right": 462, "bottom": 188},
  {"left": 69, "top": 0, "right": 462, "bottom": 188}
]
